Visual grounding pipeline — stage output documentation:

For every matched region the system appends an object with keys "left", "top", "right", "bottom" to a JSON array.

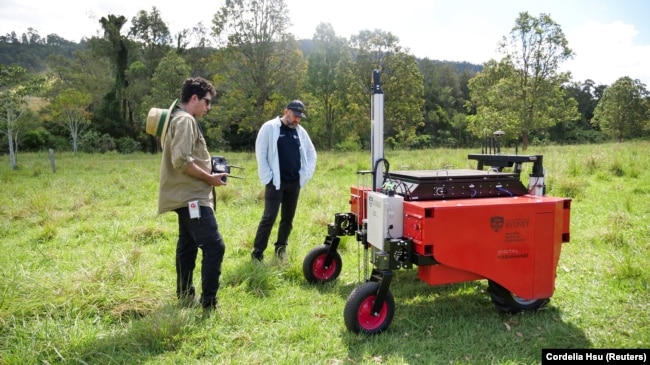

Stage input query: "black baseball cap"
[{"left": 287, "top": 100, "right": 306, "bottom": 118}]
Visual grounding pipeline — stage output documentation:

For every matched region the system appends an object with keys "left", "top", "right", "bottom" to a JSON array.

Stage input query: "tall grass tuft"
[{"left": 551, "top": 178, "right": 586, "bottom": 200}]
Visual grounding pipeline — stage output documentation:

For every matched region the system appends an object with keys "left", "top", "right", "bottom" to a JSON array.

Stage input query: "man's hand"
[
  {"left": 183, "top": 161, "right": 228, "bottom": 187},
  {"left": 210, "top": 173, "right": 228, "bottom": 186}
]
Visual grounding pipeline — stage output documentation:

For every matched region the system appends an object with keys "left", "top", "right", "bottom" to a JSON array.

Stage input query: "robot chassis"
[{"left": 301, "top": 70, "right": 572, "bottom": 335}]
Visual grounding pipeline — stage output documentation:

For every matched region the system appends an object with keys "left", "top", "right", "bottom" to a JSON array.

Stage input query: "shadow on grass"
[
  {"left": 62, "top": 258, "right": 589, "bottom": 364},
  {"left": 341, "top": 300, "right": 589, "bottom": 364},
  {"left": 298, "top": 255, "right": 590, "bottom": 363},
  {"left": 342, "top": 304, "right": 590, "bottom": 363}
]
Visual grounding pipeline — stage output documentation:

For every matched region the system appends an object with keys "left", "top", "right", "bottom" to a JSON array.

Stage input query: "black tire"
[
  {"left": 487, "top": 280, "right": 550, "bottom": 314},
  {"left": 343, "top": 281, "right": 395, "bottom": 334},
  {"left": 302, "top": 244, "right": 342, "bottom": 284}
]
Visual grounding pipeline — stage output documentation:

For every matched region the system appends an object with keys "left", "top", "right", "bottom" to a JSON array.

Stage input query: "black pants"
[
  {"left": 175, "top": 206, "right": 225, "bottom": 308},
  {"left": 252, "top": 180, "right": 301, "bottom": 258}
]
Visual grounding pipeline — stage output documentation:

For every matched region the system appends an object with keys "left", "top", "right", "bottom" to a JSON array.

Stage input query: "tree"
[
  {"left": 46, "top": 48, "right": 113, "bottom": 107},
  {"left": 305, "top": 23, "right": 350, "bottom": 150},
  {"left": 467, "top": 12, "right": 579, "bottom": 150},
  {"left": 45, "top": 34, "right": 75, "bottom": 47},
  {"left": 141, "top": 50, "right": 191, "bottom": 151},
  {"left": 592, "top": 77, "right": 650, "bottom": 141},
  {"left": 129, "top": 7, "right": 172, "bottom": 76},
  {"left": 383, "top": 52, "right": 425, "bottom": 148},
  {"left": 24, "top": 28, "right": 44, "bottom": 45},
  {"left": 419, "top": 60, "right": 474, "bottom": 147},
  {"left": 549, "top": 79, "right": 605, "bottom": 144},
  {"left": 124, "top": 61, "right": 152, "bottom": 138},
  {"left": 48, "top": 88, "right": 92, "bottom": 154},
  {"left": 97, "top": 15, "right": 132, "bottom": 136},
  {"left": 0, "top": 65, "right": 44, "bottom": 169},
  {"left": 349, "top": 29, "right": 424, "bottom": 148},
  {"left": 211, "top": 0, "right": 306, "bottom": 150}
]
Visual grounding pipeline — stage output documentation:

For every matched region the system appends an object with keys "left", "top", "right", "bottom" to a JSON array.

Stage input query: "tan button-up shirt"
[{"left": 158, "top": 107, "right": 213, "bottom": 214}]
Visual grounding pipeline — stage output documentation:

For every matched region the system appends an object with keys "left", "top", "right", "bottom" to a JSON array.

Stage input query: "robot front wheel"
[
  {"left": 343, "top": 281, "right": 395, "bottom": 335},
  {"left": 302, "top": 244, "right": 343, "bottom": 284}
]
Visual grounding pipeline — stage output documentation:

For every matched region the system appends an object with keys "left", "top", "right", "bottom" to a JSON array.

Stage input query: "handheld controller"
[{"left": 211, "top": 156, "right": 244, "bottom": 182}]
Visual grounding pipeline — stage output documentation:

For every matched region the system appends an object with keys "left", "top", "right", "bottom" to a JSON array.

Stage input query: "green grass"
[{"left": 1, "top": 142, "right": 649, "bottom": 364}]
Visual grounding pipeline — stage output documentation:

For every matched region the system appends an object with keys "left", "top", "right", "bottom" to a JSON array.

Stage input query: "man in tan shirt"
[{"left": 158, "top": 77, "right": 227, "bottom": 316}]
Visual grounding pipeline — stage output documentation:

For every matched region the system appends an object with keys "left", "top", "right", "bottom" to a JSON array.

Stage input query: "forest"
[{"left": 1, "top": 0, "right": 649, "bottom": 170}]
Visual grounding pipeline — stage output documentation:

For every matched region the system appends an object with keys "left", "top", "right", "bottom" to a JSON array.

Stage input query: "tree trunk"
[
  {"left": 72, "top": 133, "right": 78, "bottom": 154},
  {"left": 521, "top": 131, "right": 529, "bottom": 151},
  {"left": 7, "top": 127, "right": 16, "bottom": 170}
]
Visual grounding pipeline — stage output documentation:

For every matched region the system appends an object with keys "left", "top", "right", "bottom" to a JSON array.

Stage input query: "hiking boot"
[
  {"left": 201, "top": 298, "right": 219, "bottom": 318},
  {"left": 251, "top": 252, "right": 263, "bottom": 262},
  {"left": 275, "top": 245, "right": 287, "bottom": 261}
]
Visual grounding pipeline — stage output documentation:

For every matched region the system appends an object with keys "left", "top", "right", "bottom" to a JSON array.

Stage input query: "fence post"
[{"left": 49, "top": 149, "right": 56, "bottom": 173}]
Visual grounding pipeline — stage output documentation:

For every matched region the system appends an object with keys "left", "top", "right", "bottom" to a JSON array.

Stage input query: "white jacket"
[{"left": 255, "top": 116, "right": 317, "bottom": 189}]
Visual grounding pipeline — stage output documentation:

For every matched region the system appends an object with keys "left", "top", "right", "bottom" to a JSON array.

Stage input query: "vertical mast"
[{"left": 371, "top": 70, "right": 384, "bottom": 191}]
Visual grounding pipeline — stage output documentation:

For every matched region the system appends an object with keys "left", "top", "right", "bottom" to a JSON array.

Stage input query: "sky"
[{"left": 1, "top": 0, "right": 649, "bottom": 87}]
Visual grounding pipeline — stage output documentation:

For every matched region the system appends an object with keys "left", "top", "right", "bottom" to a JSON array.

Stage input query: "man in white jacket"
[{"left": 251, "top": 100, "right": 317, "bottom": 261}]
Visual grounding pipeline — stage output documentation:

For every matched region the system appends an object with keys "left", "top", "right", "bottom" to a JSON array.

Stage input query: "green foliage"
[
  {"left": 79, "top": 130, "right": 116, "bottom": 153},
  {"left": 46, "top": 48, "right": 114, "bottom": 109},
  {"left": 210, "top": 0, "right": 306, "bottom": 141},
  {"left": 348, "top": 29, "right": 426, "bottom": 148},
  {"left": 404, "top": 134, "right": 433, "bottom": 149},
  {"left": 334, "top": 133, "right": 362, "bottom": 152},
  {"left": 96, "top": 14, "right": 134, "bottom": 138},
  {"left": 47, "top": 134, "right": 72, "bottom": 152},
  {"left": 20, "top": 128, "right": 50, "bottom": 151},
  {"left": 49, "top": 88, "right": 92, "bottom": 153},
  {"left": 0, "top": 40, "right": 81, "bottom": 73},
  {"left": 11, "top": 109, "right": 48, "bottom": 152},
  {"left": 116, "top": 137, "right": 142, "bottom": 154},
  {"left": 92, "top": 89, "right": 124, "bottom": 138},
  {"left": 419, "top": 61, "right": 477, "bottom": 148},
  {"left": 592, "top": 76, "right": 650, "bottom": 141},
  {"left": 306, "top": 23, "right": 352, "bottom": 150},
  {"left": 129, "top": 7, "right": 173, "bottom": 73},
  {"left": 0, "top": 64, "right": 47, "bottom": 168},
  {"left": 4, "top": 5, "right": 649, "bottom": 159},
  {"left": 468, "top": 13, "right": 581, "bottom": 150},
  {"left": 148, "top": 50, "right": 190, "bottom": 106}
]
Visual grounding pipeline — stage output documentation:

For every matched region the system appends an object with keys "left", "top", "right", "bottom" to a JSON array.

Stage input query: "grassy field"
[{"left": 1, "top": 142, "right": 648, "bottom": 364}]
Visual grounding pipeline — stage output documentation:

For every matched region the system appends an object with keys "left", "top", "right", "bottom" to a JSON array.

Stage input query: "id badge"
[{"left": 188, "top": 200, "right": 201, "bottom": 219}]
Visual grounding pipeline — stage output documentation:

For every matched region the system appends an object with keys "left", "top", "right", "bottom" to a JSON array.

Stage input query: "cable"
[
  {"left": 496, "top": 186, "right": 513, "bottom": 196},
  {"left": 373, "top": 158, "right": 390, "bottom": 190},
  {"left": 528, "top": 176, "right": 542, "bottom": 194},
  {"left": 395, "top": 180, "right": 412, "bottom": 200}
]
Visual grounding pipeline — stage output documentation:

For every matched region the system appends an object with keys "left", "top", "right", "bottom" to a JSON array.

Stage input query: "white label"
[{"left": 188, "top": 200, "right": 201, "bottom": 219}]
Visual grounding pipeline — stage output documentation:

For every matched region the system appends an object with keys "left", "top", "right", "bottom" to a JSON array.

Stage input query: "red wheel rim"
[
  {"left": 357, "top": 295, "right": 387, "bottom": 331},
  {"left": 312, "top": 254, "right": 336, "bottom": 280}
]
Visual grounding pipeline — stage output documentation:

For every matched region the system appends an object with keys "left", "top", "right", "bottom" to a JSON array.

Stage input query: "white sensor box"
[{"left": 366, "top": 191, "right": 404, "bottom": 251}]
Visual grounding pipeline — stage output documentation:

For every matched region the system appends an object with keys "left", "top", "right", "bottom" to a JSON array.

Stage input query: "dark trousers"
[
  {"left": 175, "top": 206, "right": 225, "bottom": 308},
  {"left": 252, "top": 180, "right": 301, "bottom": 258}
]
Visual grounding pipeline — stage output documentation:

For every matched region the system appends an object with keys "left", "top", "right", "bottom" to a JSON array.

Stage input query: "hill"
[{"left": 1, "top": 38, "right": 482, "bottom": 75}]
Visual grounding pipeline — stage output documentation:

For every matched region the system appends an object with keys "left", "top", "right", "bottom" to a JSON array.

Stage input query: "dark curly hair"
[{"left": 180, "top": 77, "right": 217, "bottom": 103}]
